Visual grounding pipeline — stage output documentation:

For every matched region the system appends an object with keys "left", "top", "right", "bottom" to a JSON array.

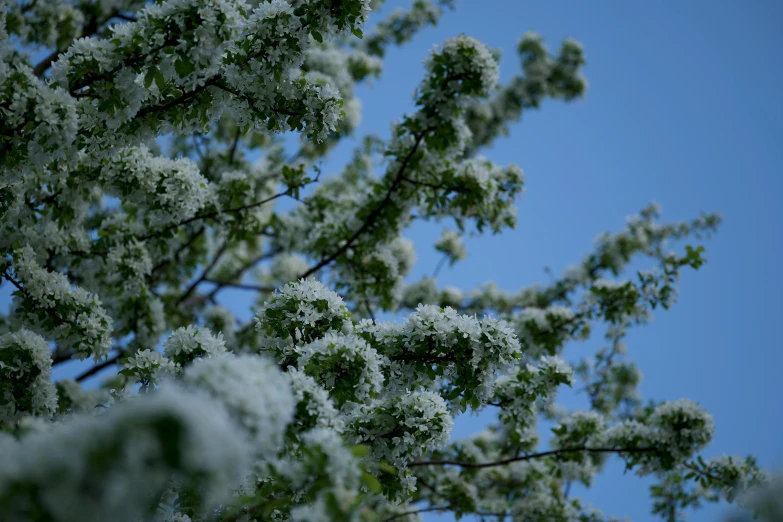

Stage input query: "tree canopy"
[{"left": 0, "top": 1, "right": 778, "bottom": 521}]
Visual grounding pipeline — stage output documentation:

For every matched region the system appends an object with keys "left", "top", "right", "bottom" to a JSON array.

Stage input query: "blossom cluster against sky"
[
  {"left": 2, "top": 1, "right": 779, "bottom": 521},
  {"left": 343, "top": 2, "right": 783, "bottom": 520}
]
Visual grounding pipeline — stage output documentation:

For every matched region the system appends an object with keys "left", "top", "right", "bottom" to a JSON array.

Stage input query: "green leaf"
[
  {"left": 154, "top": 69, "right": 166, "bottom": 91},
  {"left": 446, "top": 387, "right": 462, "bottom": 400},
  {"left": 312, "top": 31, "right": 323, "bottom": 44},
  {"left": 144, "top": 68, "right": 156, "bottom": 89},
  {"left": 360, "top": 471, "right": 381, "bottom": 493},
  {"left": 351, "top": 444, "right": 370, "bottom": 458},
  {"left": 352, "top": 27, "right": 363, "bottom": 39},
  {"left": 174, "top": 58, "right": 195, "bottom": 78},
  {"left": 377, "top": 462, "right": 397, "bottom": 474}
]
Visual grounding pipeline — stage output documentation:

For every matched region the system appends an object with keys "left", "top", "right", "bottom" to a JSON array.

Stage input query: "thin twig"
[
  {"left": 227, "top": 127, "right": 242, "bottom": 165},
  {"left": 149, "top": 225, "right": 206, "bottom": 276},
  {"left": 432, "top": 254, "right": 449, "bottom": 278},
  {"left": 176, "top": 241, "right": 229, "bottom": 306},
  {"left": 382, "top": 506, "right": 452, "bottom": 522},
  {"left": 364, "top": 299, "right": 376, "bottom": 322},
  {"left": 197, "top": 248, "right": 282, "bottom": 304}
]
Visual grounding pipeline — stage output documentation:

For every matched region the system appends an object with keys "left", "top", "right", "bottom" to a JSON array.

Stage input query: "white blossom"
[
  {"left": 0, "top": 385, "right": 251, "bottom": 522},
  {"left": 163, "top": 325, "right": 227, "bottom": 369},
  {"left": 10, "top": 246, "right": 113, "bottom": 361},
  {"left": 0, "top": 329, "right": 57, "bottom": 424},
  {"left": 181, "top": 354, "right": 295, "bottom": 458}
]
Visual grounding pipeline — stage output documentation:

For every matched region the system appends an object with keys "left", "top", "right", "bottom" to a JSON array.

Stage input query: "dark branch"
[
  {"left": 76, "top": 352, "right": 122, "bottom": 382},
  {"left": 203, "top": 279, "right": 275, "bottom": 293},
  {"left": 409, "top": 446, "right": 658, "bottom": 469},
  {"left": 176, "top": 241, "right": 230, "bottom": 307},
  {"left": 297, "top": 131, "right": 428, "bottom": 279}
]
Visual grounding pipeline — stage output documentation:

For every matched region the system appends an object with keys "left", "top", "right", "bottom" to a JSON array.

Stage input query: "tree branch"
[
  {"left": 76, "top": 352, "right": 123, "bottom": 382},
  {"left": 203, "top": 279, "right": 275, "bottom": 293},
  {"left": 297, "top": 131, "right": 428, "bottom": 279},
  {"left": 2, "top": 269, "right": 77, "bottom": 362},
  {"left": 408, "top": 446, "right": 658, "bottom": 469},
  {"left": 176, "top": 241, "right": 229, "bottom": 307},
  {"left": 382, "top": 506, "right": 452, "bottom": 522},
  {"left": 149, "top": 225, "right": 206, "bottom": 276},
  {"left": 227, "top": 127, "right": 242, "bottom": 165},
  {"left": 140, "top": 183, "right": 310, "bottom": 242},
  {"left": 194, "top": 247, "right": 282, "bottom": 305}
]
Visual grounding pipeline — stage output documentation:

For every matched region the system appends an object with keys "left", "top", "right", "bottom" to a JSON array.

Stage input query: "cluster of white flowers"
[
  {"left": 5, "top": 0, "right": 86, "bottom": 50},
  {"left": 297, "top": 332, "right": 386, "bottom": 406},
  {"left": 517, "top": 305, "right": 575, "bottom": 331},
  {"left": 463, "top": 32, "right": 587, "bottom": 156},
  {"left": 0, "top": 329, "right": 57, "bottom": 424},
  {"left": 0, "top": 385, "right": 250, "bottom": 522},
  {"left": 732, "top": 475, "right": 782, "bottom": 521},
  {"left": 97, "top": 146, "right": 214, "bottom": 227},
  {"left": 181, "top": 354, "right": 295, "bottom": 458},
  {"left": 88, "top": 238, "right": 166, "bottom": 350},
  {"left": 435, "top": 228, "right": 467, "bottom": 264},
  {"left": 274, "top": 171, "right": 373, "bottom": 254},
  {"left": 42, "top": 0, "right": 370, "bottom": 154},
  {"left": 103, "top": 240, "right": 152, "bottom": 297},
  {"left": 54, "top": 378, "right": 108, "bottom": 415},
  {"left": 418, "top": 34, "right": 499, "bottom": 111},
  {"left": 358, "top": 0, "right": 448, "bottom": 58},
  {"left": 301, "top": 46, "right": 380, "bottom": 139},
  {"left": 286, "top": 427, "right": 363, "bottom": 521},
  {"left": 697, "top": 455, "right": 770, "bottom": 504},
  {"left": 419, "top": 158, "right": 525, "bottom": 233},
  {"left": 412, "top": 426, "right": 615, "bottom": 520},
  {"left": 269, "top": 253, "right": 311, "bottom": 286},
  {"left": 349, "top": 389, "right": 453, "bottom": 470},
  {"left": 10, "top": 246, "right": 113, "bottom": 360},
  {"left": 340, "top": 235, "right": 418, "bottom": 304},
  {"left": 0, "top": 57, "right": 78, "bottom": 172},
  {"left": 360, "top": 304, "right": 520, "bottom": 404},
  {"left": 121, "top": 348, "right": 177, "bottom": 386},
  {"left": 586, "top": 399, "right": 714, "bottom": 475},
  {"left": 399, "top": 277, "right": 440, "bottom": 308},
  {"left": 552, "top": 410, "right": 606, "bottom": 451},
  {"left": 162, "top": 325, "right": 227, "bottom": 368},
  {"left": 647, "top": 399, "right": 715, "bottom": 464},
  {"left": 513, "top": 305, "right": 577, "bottom": 358},
  {"left": 201, "top": 305, "right": 236, "bottom": 346},
  {"left": 255, "top": 279, "right": 352, "bottom": 359},
  {"left": 494, "top": 355, "right": 574, "bottom": 442},
  {"left": 286, "top": 368, "right": 345, "bottom": 433}
]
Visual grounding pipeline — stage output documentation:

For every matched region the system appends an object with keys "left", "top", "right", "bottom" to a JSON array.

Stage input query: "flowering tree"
[{"left": 0, "top": 0, "right": 775, "bottom": 521}]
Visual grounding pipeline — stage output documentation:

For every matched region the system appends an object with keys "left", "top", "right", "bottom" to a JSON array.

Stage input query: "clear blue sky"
[{"left": 3, "top": 1, "right": 781, "bottom": 520}]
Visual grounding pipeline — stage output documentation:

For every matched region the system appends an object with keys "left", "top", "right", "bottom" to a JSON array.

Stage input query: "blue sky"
[{"left": 3, "top": 1, "right": 782, "bottom": 520}]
